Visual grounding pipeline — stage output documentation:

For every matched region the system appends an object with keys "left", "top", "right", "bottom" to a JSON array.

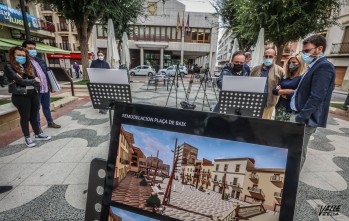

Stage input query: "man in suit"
[
  {"left": 23, "top": 40, "right": 61, "bottom": 129},
  {"left": 290, "top": 35, "right": 335, "bottom": 168},
  {"left": 250, "top": 48, "right": 284, "bottom": 119}
]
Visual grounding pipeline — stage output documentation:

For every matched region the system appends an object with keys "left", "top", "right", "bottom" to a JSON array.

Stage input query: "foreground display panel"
[{"left": 99, "top": 103, "right": 304, "bottom": 221}]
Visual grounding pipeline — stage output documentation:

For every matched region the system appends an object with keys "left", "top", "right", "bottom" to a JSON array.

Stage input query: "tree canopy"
[{"left": 215, "top": 0, "right": 349, "bottom": 64}]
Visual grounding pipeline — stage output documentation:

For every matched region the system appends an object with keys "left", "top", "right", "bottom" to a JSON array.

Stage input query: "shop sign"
[{"left": 0, "top": 4, "right": 39, "bottom": 30}]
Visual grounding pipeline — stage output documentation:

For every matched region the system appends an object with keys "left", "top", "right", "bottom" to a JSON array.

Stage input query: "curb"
[{"left": 329, "top": 107, "right": 349, "bottom": 118}]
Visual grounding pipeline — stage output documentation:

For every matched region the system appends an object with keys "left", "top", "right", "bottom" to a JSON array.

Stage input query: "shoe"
[
  {"left": 25, "top": 136, "right": 36, "bottom": 147},
  {"left": 0, "top": 186, "right": 12, "bottom": 193},
  {"left": 48, "top": 122, "right": 61, "bottom": 128},
  {"left": 99, "top": 109, "right": 107, "bottom": 114},
  {"left": 35, "top": 133, "right": 52, "bottom": 141}
]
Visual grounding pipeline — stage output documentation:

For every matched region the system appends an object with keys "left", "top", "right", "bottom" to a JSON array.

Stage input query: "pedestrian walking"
[
  {"left": 5, "top": 46, "right": 51, "bottom": 147},
  {"left": 272, "top": 54, "right": 306, "bottom": 121},
  {"left": 22, "top": 40, "right": 61, "bottom": 129},
  {"left": 90, "top": 50, "right": 110, "bottom": 114},
  {"left": 250, "top": 48, "right": 284, "bottom": 119},
  {"left": 290, "top": 35, "right": 335, "bottom": 168},
  {"left": 73, "top": 62, "right": 80, "bottom": 78}
]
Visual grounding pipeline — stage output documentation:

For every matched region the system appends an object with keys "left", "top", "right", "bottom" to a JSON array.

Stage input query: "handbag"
[{"left": 8, "top": 81, "right": 27, "bottom": 95}]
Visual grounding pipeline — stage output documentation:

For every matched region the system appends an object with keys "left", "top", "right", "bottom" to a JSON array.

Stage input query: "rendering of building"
[
  {"left": 130, "top": 146, "right": 146, "bottom": 173},
  {"left": 210, "top": 158, "right": 255, "bottom": 200},
  {"left": 174, "top": 142, "right": 198, "bottom": 179},
  {"left": 114, "top": 127, "right": 134, "bottom": 183},
  {"left": 127, "top": 0, "right": 218, "bottom": 73},
  {"left": 191, "top": 158, "right": 213, "bottom": 189},
  {"left": 242, "top": 167, "right": 285, "bottom": 212}
]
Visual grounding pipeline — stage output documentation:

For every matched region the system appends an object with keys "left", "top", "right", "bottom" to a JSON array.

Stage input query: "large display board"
[{"left": 98, "top": 103, "right": 304, "bottom": 221}]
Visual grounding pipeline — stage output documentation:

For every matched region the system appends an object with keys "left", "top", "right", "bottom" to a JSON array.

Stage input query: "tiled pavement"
[{"left": 0, "top": 80, "right": 348, "bottom": 220}]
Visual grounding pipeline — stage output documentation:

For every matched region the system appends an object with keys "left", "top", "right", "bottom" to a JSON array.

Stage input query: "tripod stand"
[
  {"left": 191, "top": 67, "right": 218, "bottom": 111},
  {"left": 165, "top": 64, "right": 188, "bottom": 108}
]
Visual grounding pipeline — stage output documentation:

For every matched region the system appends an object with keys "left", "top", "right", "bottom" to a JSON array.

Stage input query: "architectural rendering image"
[
  {"left": 111, "top": 124, "right": 288, "bottom": 221},
  {"left": 109, "top": 206, "right": 159, "bottom": 221}
]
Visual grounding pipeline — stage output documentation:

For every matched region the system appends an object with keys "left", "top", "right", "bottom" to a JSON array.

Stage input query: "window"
[
  {"left": 134, "top": 26, "right": 139, "bottom": 39},
  {"left": 190, "top": 28, "right": 211, "bottom": 43},
  {"left": 191, "top": 28, "right": 197, "bottom": 42},
  {"left": 216, "top": 164, "right": 219, "bottom": 171},
  {"left": 205, "top": 29, "right": 211, "bottom": 42},
  {"left": 171, "top": 27, "right": 176, "bottom": 40},
  {"left": 235, "top": 164, "right": 240, "bottom": 172},
  {"left": 96, "top": 24, "right": 107, "bottom": 39},
  {"left": 233, "top": 177, "right": 238, "bottom": 185},
  {"left": 129, "top": 26, "right": 133, "bottom": 39},
  {"left": 198, "top": 28, "right": 204, "bottom": 42},
  {"left": 214, "top": 175, "right": 217, "bottom": 181},
  {"left": 224, "top": 164, "right": 228, "bottom": 172},
  {"left": 44, "top": 16, "right": 53, "bottom": 22}
]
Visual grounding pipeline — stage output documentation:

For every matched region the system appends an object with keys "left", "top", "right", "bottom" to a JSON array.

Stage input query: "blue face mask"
[
  {"left": 301, "top": 52, "right": 315, "bottom": 64},
  {"left": 28, "top": 49, "right": 37, "bottom": 57},
  {"left": 15, "top": 56, "right": 26, "bottom": 65},
  {"left": 263, "top": 58, "right": 273, "bottom": 67}
]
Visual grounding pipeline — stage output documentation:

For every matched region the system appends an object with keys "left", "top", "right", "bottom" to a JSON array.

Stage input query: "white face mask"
[{"left": 98, "top": 56, "right": 104, "bottom": 61}]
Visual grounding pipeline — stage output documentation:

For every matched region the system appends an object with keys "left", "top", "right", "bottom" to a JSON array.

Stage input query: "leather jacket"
[{"left": 4, "top": 63, "right": 39, "bottom": 93}]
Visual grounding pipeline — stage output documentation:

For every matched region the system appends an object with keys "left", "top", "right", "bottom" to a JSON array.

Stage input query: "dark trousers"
[
  {"left": 74, "top": 69, "right": 80, "bottom": 78},
  {"left": 12, "top": 90, "right": 41, "bottom": 137},
  {"left": 343, "top": 93, "right": 349, "bottom": 109},
  {"left": 301, "top": 126, "right": 317, "bottom": 169},
  {"left": 37, "top": 92, "right": 53, "bottom": 127}
]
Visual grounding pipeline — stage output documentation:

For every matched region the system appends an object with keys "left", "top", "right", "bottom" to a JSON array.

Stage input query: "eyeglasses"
[
  {"left": 301, "top": 48, "right": 316, "bottom": 54},
  {"left": 264, "top": 55, "right": 274, "bottom": 59}
]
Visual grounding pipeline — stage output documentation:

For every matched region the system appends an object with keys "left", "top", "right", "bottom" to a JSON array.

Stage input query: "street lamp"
[{"left": 19, "top": 0, "right": 31, "bottom": 40}]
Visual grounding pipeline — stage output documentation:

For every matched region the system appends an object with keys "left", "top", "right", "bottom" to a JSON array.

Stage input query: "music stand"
[
  {"left": 218, "top": 91, "right": 267, "bottom": 118},
  {"left": 87, "top": 83, "right": 132, "bottom": 126}
]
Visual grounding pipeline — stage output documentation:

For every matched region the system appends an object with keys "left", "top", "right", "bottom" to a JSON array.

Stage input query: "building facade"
[
  {"left": 114, "top": 127, "right": 134, "bottom": 183},
  {"left": 130, "top": 146, "right": 146, "bottom": 173},
  {"left": 174, "top": 142, "right": 198, "bottom": 180},
  {"left": 127, "top": 0, "right": 218, "bottom": 73},
  {"left": 216, "top": 30, "right": 234, "bottom": 67},
  {"left": 325, "top": 5, "right": 349, "bottom": 91}
]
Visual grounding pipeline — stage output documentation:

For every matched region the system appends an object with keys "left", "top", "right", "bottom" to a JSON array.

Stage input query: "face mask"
[
  {"left": 28, "top": 49, "right": 37, "bottom": 57},
  {"left": 98, "top": 56, "right": 104, "bottom": 61},
  {"left": 15, "top": 56, "right": 26, "bottom": 65},
  {"left": 289, "top": 63, "right": 299, "bottom": 73},
  {"left": 232, "top": 64, "right": 243, "bottom": 72},
  {"left": 263, "top": 58, "right": 273, "bottom": 67},
  {"left": 301, "top": 52, "right": 315, "bottom": 64}
]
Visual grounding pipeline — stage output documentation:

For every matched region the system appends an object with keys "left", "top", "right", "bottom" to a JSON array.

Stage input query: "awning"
[{"left": 0, "top": 38, "right": 70, "bottom": 54}]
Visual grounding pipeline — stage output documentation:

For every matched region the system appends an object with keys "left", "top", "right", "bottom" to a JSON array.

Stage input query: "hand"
[
  {"left": 281, "top": 94, "right": 287, "bottom": 99},
  {"left": 276, "top": 85, "right": 281, "bottom": 90},
  {"left": 34, "top": 77, "right": 40, "bottom": 83}
]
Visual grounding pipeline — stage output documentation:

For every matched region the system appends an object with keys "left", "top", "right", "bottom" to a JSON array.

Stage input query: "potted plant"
[{"left": 146, "top": 193, "right": 161, "bottom": 212}]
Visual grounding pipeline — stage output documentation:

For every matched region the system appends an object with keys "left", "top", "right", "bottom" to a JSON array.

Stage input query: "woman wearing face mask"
[
  {"left": 272, "top": 54, "right": 306, "bottom": 121},
  {"left": 4, "top": 46, "right": 50, "bottom": 147}
]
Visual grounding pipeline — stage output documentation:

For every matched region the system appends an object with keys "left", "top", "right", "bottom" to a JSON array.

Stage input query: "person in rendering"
[
  {"left": 272, "top": 54, "right": 306, "bottom": 121},
  {"left": 217, "top": 50, "right": 248, "bottom": 89},
  {"left": 22, "top": 40, "right": 61, "bottom": 129},
  {"left": 4, "top": 46, "right": 51, "bottom": 147},
  {"left": 90, "top": 50, "right": 110, "bottom": 114},
  {"left": 244, "top": 51, "right": 252, "bottom": 75},
  {"left": 73, "top": 62, "right": 80, "bottom": 78},
  {"left": 290, "top": 35, "right": 335, "bottom": 168},
  {"left": 250, "top": 48, "right": 284, "bottom": 119}
]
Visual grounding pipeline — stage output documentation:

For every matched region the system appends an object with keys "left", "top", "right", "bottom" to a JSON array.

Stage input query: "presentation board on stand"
[
  {"left": 87, "top": 68, "right": 129, "bottom": 84},
  {"left": 222, "top": 76, "right": 267, "bottom": 93}
]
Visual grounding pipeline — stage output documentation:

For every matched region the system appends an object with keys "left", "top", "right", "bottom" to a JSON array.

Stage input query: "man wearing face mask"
[
  {"left": 22, "top": 40, "right": 61, "bottom": 129},
  {"left": 290, "top": 35, "right": 335, "bottom": 169},
  {"left": 250, "top": 48, "right": 284, "bottom": 119},
  {"left": 90, "top": 50, "right": 110, "bottom": 114},
  {"left": 217, "top": 50, "right": 247, "bottom": 90}
]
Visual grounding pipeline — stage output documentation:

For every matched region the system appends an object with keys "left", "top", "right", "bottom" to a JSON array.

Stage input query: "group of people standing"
[
  {"left": 217, "top": 34, "right": 335, "bottom": 168},
  {"left": 4, "top": 41, "right": 61, "bottom": 148}
]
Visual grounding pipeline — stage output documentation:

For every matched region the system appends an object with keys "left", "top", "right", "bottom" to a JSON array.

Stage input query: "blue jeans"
[{"left": 37, "top": 92, "right": 53, "bottom": 127}]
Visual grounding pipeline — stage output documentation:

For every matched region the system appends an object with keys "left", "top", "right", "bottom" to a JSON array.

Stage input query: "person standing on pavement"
[
  {"left": 73, "top": 62, "right": 80, "bottom": 79},
  {"left": 90, "top": 50, "right": 110, "bottom": 114},
  {"left": 22, "top": 40, "right": 61, "bottom": 129},
  {"left": 4, "top": 46, "right": 51, "bottom": 147},
  {"left": 290, "top": 35, "right": 335, "bottom": 169},
  {"left": 272, "top": 54, "right": 306, "bottom": 121},
  {"left": 250, "top": 48, "right": 284, "bottom": 119}
]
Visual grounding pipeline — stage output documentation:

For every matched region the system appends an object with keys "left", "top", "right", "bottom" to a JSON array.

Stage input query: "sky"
[
  {"left": 111, "top": 207, "right": 158, "bottom": 221},
  {"left": 122, "top": 124, "right": 288, "bottom": 170},
  {"left": 178, "top": 0, "right": 216, "bottom": 13}
]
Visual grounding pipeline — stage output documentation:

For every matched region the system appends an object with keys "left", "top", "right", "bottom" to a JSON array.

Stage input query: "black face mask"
[{"left": 232, "top": 64, "right": 243, "bottom": 73}]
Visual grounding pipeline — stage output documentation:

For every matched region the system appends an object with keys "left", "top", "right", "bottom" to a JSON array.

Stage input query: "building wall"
[{"left": 241, "top": 170, "right": 284, "bottom": 211}]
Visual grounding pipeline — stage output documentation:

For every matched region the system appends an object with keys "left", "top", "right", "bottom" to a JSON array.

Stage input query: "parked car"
[
  {"left": 129, "top": 65, "right": 155, "bottom": 76},
  {"left": 158, "top": 65, "right": 188, "bottom": 77}
]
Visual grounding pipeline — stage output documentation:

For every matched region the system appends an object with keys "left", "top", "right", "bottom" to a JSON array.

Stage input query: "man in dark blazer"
[{"left": 290, "top": 35, "right": 335, "bottom": 168}]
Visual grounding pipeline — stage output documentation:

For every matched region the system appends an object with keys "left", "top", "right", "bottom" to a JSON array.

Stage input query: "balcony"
[
  {"left": 248, "top": 186, "right": 262, "bottom": 194},
  {"left": 121, "top": 159, "right": 130, "bottom": 165},
  {"left": 56, "top": 43, "right": 71, "bottom": 51},
  {"left": 249, "top": 173, "right": 259, "bottom": 180},
  {"left": 330, "top": 42, "right": 349, "bottom": 55},
  {"left": 39, "top": 20, "right": 55, "bottom": 33},
  {"left": 57, "top": 23, "right": 69, "bottom": 32},
  {"left": 274, "top": 191, "right": 282, "bottom": 198},
  {"left": 270, "top": 175, "right": 283, "bottom": 183},
  {"left": 230, "top": 182, "right": 240, "bottom": 188},
  {"left": 133, "top": 34, "right": 169, "bottom": 42}
]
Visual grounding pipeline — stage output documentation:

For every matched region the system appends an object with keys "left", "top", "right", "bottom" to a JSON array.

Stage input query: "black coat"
[
  {"left": 4, "top": 63, "right": 38, "bottom": 89},
  {"left": 217, "top": 63, "right": 249, "bottom": 89}
]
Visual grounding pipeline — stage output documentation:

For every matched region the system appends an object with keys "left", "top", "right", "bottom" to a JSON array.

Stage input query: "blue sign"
[{"left": 0, "top": 4, "right": 39, "bottom": 30}]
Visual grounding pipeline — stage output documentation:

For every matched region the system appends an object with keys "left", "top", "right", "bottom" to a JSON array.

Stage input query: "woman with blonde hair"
[
  {"left": 272, "top": 54, "right": 306, "bottom": 121},
  {"left": 5, "top": 46, "right": 51, "bottom": 147}
]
